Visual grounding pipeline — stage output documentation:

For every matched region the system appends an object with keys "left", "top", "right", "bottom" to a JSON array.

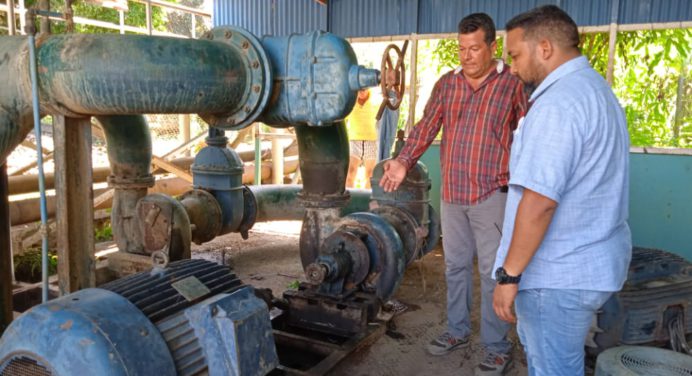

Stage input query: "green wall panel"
[{"left": 629, "top": 153, "right": 691, "bottom": 260}]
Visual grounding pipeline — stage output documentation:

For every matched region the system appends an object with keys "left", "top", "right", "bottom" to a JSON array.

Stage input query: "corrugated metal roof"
[
  {"left": 328, "top": 0, "right": 418, "bottom": 37},
  {"left": 213, "top": 0, "right": 692, "bottom": 38},
  {"left": 213, "top": 0, "right": 273, "bottom": 34},
  {"left": 275, "top": 0, "right": 327, "bottom": 36},
  {"left": 620, "top": 0, "right": 692, "bottom": 24},
  {"left": 213, "top": 0, "right": 326, "bottom": 36}
]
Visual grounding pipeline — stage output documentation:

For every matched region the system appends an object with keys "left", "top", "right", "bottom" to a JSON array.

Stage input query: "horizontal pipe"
[
  {"left": 35, "top": 34, "right": 249, "bottom": 116},
  {"left": 250, "top": 185, "right": 372, "bottom": 222},
  {"left": 0, "top": 33, "right": 265, "bottom": 165}
]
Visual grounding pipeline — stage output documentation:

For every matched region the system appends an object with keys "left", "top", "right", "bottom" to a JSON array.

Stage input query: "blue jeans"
[
  {"left": 441, "top": 192, "right": 511, "bottom": 354},
  {"left": 515, "top": 289, "right": 613, "bottom": 376}
]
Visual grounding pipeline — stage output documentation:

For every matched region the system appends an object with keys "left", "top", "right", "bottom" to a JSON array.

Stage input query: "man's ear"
[{"left": 538, "top": 38, "right": 553, "bottom": 61}]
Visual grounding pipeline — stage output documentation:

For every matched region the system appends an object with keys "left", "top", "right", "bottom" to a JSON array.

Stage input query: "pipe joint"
[
  {"left": 297, "top": 191, "right": 351, "bottom": 209},
  {"left": 198, "top": 26, "right": 273, "bottom": 131},
  {"left": 107, "top": 174, "right": 155, "bottom": 189}
]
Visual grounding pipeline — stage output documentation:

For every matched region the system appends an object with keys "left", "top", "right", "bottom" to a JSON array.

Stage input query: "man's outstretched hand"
[{"left": 379, "top": 159, "right": 407, "bottom": 192}]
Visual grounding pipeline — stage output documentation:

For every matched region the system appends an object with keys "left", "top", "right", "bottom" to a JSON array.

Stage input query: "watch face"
[
  {"left": 495, "top": 267, "right": 507, "bottom": 282},
  {"left": 495, "top": 267, "right": 519, "bottom": 284}
]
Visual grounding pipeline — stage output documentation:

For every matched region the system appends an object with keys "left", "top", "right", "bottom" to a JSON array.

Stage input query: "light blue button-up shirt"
[{"left": 494, "top": 56, "right": 632, "bottom": 291}]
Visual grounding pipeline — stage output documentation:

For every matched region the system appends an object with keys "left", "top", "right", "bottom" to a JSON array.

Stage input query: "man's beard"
[{"left": 522, "top": 82, "right": 538, "bottom": 97}]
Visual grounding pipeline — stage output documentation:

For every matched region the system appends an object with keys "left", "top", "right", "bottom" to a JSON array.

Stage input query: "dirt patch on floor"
[{"left": 192, "top": 221, "right": 527, "bottom": 376}]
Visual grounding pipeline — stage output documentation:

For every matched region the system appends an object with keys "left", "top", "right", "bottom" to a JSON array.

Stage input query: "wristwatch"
[{"left": 495, "top": 267, "right": 521, "bottom": 285}]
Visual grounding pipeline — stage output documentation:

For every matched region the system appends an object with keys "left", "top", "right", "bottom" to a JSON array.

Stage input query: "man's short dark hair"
[
  {"left": 458, "top": 13, "right": 496, "bottom": 45},
  {"left": 505, "top": 5, "right": 579, "bottom": 51}
]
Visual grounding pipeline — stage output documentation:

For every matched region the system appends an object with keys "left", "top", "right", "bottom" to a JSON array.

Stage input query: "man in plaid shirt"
[{"left": 380, "top": 13, "right": 527, "bottom": 376}]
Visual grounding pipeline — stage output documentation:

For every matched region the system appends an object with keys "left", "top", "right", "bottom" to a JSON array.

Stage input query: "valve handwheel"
[{"left": 377, "top": 40, "right": 409, "bottom": 120}]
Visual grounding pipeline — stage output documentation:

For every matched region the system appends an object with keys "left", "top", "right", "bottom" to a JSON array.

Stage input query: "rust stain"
[
  {"left": 80, "top": 338, "right": 95, "bottom": 346},
  {"left": 60, "top": 319, "right": 73, "bottom": 330}
]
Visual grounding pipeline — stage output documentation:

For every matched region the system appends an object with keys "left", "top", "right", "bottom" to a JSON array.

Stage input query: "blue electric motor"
[{"left": 0, "top": 260, "right": 278, "bottom": 376}]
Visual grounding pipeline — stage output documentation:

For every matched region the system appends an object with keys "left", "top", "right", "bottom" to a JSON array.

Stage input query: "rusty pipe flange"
[
  {"left": 237, "top": 186, "right": 257, "bottom": 240},
  {"left": 297, "top": 191, "right": 351, "bottom": 209},
  {"left": 107, "top": 174, "right": 155, "bottom": 189},
  {"left": 371, "top": 206, "right": 423, "bottom": 266},
  {"left": 198, "top": 26, "right": 273, "bottom": 130},
  {"left": 178, "top": 189, "right": 223, "bottom": 245}
]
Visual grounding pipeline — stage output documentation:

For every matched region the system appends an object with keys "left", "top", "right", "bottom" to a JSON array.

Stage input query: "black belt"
[{"left": 499, "top": 185, "right": 508, "bottom": 193}]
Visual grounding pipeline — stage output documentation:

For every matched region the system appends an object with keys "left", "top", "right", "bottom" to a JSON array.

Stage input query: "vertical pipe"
[
  {"left": 295, "top": 122, "right": 350, "bottom": 267},
  {"left": 0, "top": 163, "right": 13, "bottom": 334},
  {"left": 96, "top": 115, "right": 154, "bottom": 254},
  {"left": 28, "top": 34, "right": 50, "bottom": 303},
  {"left": 191, "top": 13, "right": 196, "bottom": 38},
  {"left": 7, "top": 0, "right": 16, "bottom": 35}
]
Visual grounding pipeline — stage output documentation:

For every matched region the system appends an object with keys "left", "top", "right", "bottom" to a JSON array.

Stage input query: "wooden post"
[
  {"left": 145, "top": 0, "right": 153, "bottom": 35},
  {"left": 502, "top": 33, "right": 508, "bottom": 61},
  {"left": 119, "top": 9, "right": 125, "bottom": 34},
  {"left": 606, "top": 0, "right": 620, "bottom": 86},
  {"left": 254, "top": 123, "right": 262, "bottom": 186},
  {"left": 178, "top": 114, "right": 191, "bottom": 157},
  {"left": 38, "top": 0, "right": 50, "bottom": 34},
  {"left": 191, "top": 13, "right": 196, "bottom": 38},
  {"left": 17, "top": 0, "right": 25, "bottom": 35},
  {"left": 606, "top": 22, "right": 618, "bottom": 85},
  {"left": 271, "top": 135, "right": 283, "bottom": 184},
  {"left": 7, "top": 0, "right": 16, "bottom": 35},
  {"left": 53, "top": 116, "right": 95, "bottom": 295},
  {"left": 406, "top": 37, "right": 419, "bottom": 135},
  {"left": 0, "top": 164, "right": 13, "bottom": 334}
]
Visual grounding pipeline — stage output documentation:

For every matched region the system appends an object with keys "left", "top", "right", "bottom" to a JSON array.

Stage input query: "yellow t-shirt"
[{"left": 346, "top": 99, "right": 379, "bottom": 141}]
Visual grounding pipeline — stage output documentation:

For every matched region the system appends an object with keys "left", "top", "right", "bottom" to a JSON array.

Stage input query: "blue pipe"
[{"left": 28, "top": 35, "right": 49, "bottom": 303}]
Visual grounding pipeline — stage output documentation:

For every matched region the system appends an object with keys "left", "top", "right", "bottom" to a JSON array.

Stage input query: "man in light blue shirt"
[{"left": 492, "top": 6, "right": 632, "bottom": 375}]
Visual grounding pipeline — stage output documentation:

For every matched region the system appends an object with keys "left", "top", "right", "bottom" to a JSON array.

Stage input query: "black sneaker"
[{"left": 425, "top": 332, "right": 470, "bottom": 356}]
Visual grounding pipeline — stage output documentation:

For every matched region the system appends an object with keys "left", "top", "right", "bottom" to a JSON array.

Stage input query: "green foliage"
[
  {"left": 431, "top": 37, "right": 505, "bottom": 74},
  {"left": 21, "top": 0, "right": 169, "bottom": 34},
  {"left": 582, "top": 29, "right": 692, "bottom": 147},
  {"left": 432, "top": 39, "right": 459, "bottom": 74},
  {"left": 14, "top": 248, "right": 58, "bottom": 282},
  {"left": 95, "top": 221, "right": 113, "bottom": 242},
  {"left": 286, "top": 280, "right": 300, "bottom": 290}
]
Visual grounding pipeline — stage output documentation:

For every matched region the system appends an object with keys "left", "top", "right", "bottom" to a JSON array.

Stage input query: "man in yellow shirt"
[{"left": 346, "top": 89, "right": 379, "bottom": 188}]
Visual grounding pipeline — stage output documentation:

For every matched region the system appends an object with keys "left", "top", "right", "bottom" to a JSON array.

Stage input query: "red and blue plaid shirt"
[{"left": 396, "top": 61, "right": 528, "bottom": 205}]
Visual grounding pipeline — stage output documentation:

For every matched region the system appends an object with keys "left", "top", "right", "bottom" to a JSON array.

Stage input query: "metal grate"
[
  {"left": 620, "top": 348, "right": 692, "bottom": 376},
  {"left": 0, "top": 356, "right": 52, "bottom": 376}
]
